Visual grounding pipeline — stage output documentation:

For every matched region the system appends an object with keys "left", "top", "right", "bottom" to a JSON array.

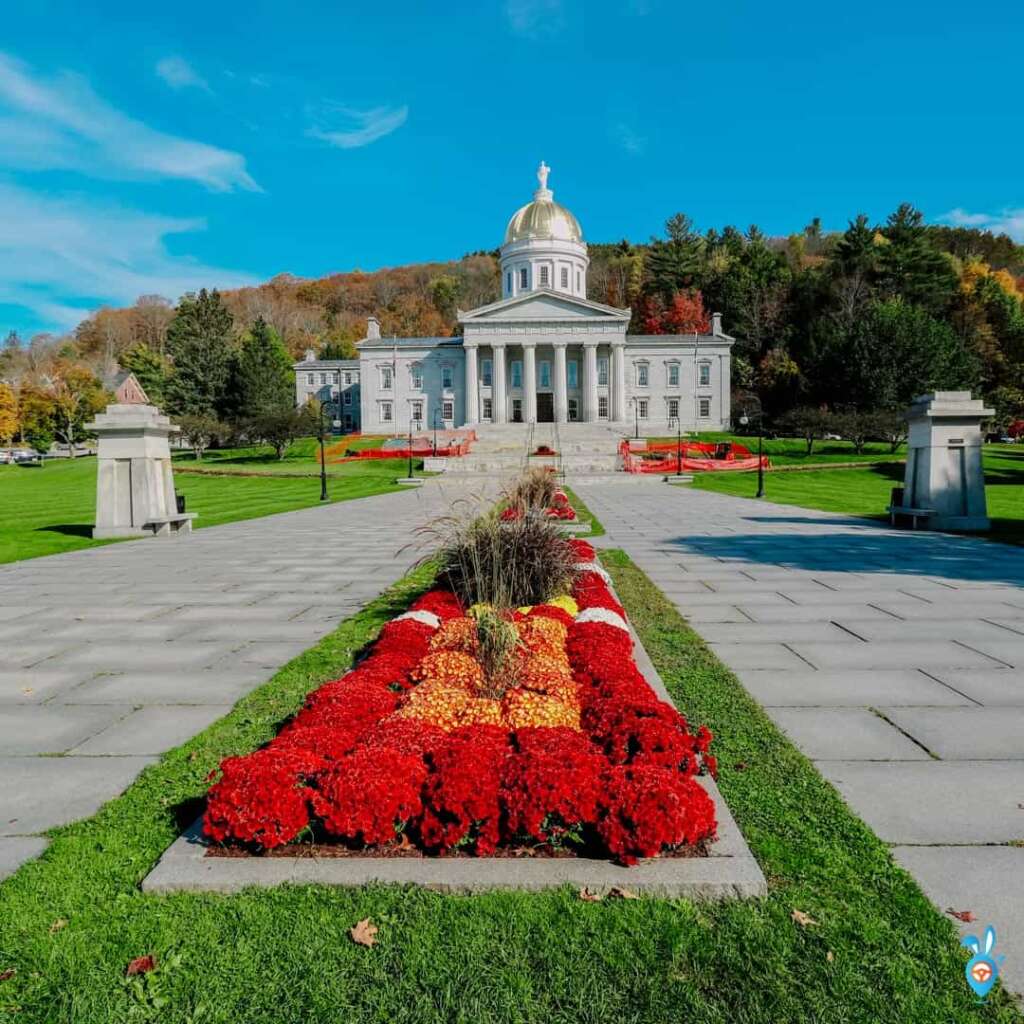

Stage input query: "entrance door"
[{"left": 536, "top": 393, "right": 554, "bottom": 422}]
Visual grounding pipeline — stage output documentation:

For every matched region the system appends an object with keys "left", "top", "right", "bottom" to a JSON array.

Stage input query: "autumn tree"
[
  {"left": 49, "top": 365, "right": 108, "bottom": 455},
  {"left": 120, "top": 344, "right": 171, "bottom": 407},
  {"left": 165, "top": 289, "right": 234, "bottom": 417},
  {"left": 0, "top": 383, "right": 17, "bottom": 444},
  {"left": 641, "top": 290, "right": 710, "bottom": 334}
]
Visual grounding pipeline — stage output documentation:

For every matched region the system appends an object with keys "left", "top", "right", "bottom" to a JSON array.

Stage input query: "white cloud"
[
  {"left": 0, "top": 184, "right": 258, "bottom": 330},
  {"left": 0, "top": 51, "right": 258, "bottom": 191},
  {"left": 306, "top": 104, "right": 408, "bottom": 150},
  {"left": 505, "top": 0, "right": 564, "bottom": 36},
  {"left": 611, "top": 121, "right": 647, "bottom": 155},
  {"left": 940, "top": 207, "right": 1024, "bottom": 241},
  {"left": 155, "top": 55, "right": 210, "bottom": 92}
]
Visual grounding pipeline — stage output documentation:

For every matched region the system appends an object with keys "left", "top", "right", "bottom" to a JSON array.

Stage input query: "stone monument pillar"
[
  {"left": 902, "top": 391, "right": 993, "bottom": 531},
  {"left": 87, "top": 375, "right": 196, "bottom": 538}
]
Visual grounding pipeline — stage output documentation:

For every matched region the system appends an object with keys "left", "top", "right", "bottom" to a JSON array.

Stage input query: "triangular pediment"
[{"left": 459, "top": 289, "right": 629, "bottom": 323}]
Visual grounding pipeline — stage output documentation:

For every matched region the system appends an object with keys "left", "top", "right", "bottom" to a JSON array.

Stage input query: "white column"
[
  {"left": 584, "top": 342, "right": 599, "bottom": 422},
  {"left": 612, "top": 343, "right": 627, "bottom": 422},
  {"left": 465, "top": 344, "right": 479, "bottom": 423},
  {"left": 553, "top": 342, "right": 568, "bottom": 423},
  {"left": 492, "top": 343, "right": 507, "bottom": 423},
  {"left": 523, "top": 342, "right": 537, "bottom": 423}
]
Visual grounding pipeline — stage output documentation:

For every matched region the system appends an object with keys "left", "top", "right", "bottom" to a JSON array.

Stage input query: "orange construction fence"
[{"left": 619, "top": 439, "right": 770, "bottom": 474}]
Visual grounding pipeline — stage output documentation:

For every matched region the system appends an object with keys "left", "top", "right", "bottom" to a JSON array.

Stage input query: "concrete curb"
[{"left": 142, "top": 591, "right": 766, "bottom": 899}]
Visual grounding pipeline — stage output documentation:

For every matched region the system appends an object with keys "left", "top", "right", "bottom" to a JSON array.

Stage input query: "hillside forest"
[{"left": 2, "top": 202, "right": 1024, "bottom": 450}]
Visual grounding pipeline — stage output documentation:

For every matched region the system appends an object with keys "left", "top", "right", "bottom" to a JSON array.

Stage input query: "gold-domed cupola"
[{"left": 500, "top": 162, "right": 589, "bottom": 299}]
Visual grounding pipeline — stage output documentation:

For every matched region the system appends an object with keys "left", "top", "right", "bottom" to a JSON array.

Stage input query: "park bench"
[
  {"left": 886, "top": 504, "right": 935, "bottom": 530},
  {"left": 142, "top": 512, "right": 196, "bottom": 536}
]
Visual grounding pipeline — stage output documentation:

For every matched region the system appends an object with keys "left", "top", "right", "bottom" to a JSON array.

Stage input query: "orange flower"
[
  {"left": 394, "top": 685, "right": 471, "bottom": 731},
  {"left": 411, "top": 650, "right": 484, "bottom": 692},
  {"left": 516, "top": 617, "right": 568, "bottom": 660},
  {"left": 503, "top": 688, "right": 580, "bottom": 730},
  {"left": 429, "top": 617, "right": 479, "bottom": 655},
  {"left": 456, "top": 698, "right": 504, "bottom": 727}
]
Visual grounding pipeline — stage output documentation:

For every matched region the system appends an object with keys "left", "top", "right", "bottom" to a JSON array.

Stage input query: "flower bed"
[
  {"left": 500, "top": 489, "right": 577, "bottom": 522},
  {"left": 203, "top": 538, "right": 716, "bottom": 865}
]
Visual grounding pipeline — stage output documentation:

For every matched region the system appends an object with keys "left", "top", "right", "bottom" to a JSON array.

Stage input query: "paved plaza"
[
  {"left": 577, "top": 478, "right": 1024, "bottom": 994},
  {"left": 0, "top": 479, "right": 486, "bottom": 880}
]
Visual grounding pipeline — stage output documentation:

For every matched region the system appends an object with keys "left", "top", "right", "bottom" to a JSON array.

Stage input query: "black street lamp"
[
  {"left": 316, "top": 400, "right": 329, "bottom": 502},
  {"left": 432, "top": 406, "right": 443, "bottom": 457},
  {"left": 629, "top": 396, "right": 639, "bottom": 440},
  {"left": 406, "top": 400, "right": 422, "bottom": 480},
  {"left": 669, "top": 415, "right": 683, "bottom": 476},
  {"left": 739, "top": 401, "right": 766, "bottom": 499}
]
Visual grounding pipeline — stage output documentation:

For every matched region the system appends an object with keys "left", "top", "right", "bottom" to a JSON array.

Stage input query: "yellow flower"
[
  {"left": 467, "top": 603, "right": 494, "bottom": 619},
  {"left": 548, "top": 595, "right": 579, "bottom": 617}
]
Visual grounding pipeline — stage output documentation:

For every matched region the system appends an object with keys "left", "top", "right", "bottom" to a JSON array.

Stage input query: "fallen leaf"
[
  {"left": 578, "top": 887, "right": 602, "bottom": 902},
  {"left": 733, "top": 761, "right": 748, "bottom": 772},
  {"left": 791, "top": 909, "right": 818, "bottom": 928},
  {"left": 946, "top": 908, "right": 977, "bottom": 923},
  {"left": 608, "top": 887, "right": 639, "bottom": 900},
  {"left": 349, "top": 919, "right": 378, "bottom": 947},
  {"left": 125, "top": 955, "right": 156, "bottom": 976},
  {"left": 21, "top": 688, "right": 32, "bottom": 695},
  {"left": 49, "top": 919, "right": 68, "bottom": 935},
  {"left": 0, "top": 969, "right": 15, "bottom": 983},
  {"left": 826, "top": 951, "right": 835, "bottom": 962}
]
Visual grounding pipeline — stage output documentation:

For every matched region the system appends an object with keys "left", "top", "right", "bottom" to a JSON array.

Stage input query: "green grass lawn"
[
  {"left": 644, "top": 431, "right": 906, "bottom": 466},
  {"left": 0, "top": 556, "right": 1016, "bottom": 1022},
  {"left": 173, "top": 435, "right": 395, "bottom": 476},
  {"left": 560, "top": 485, "right": 605, "bottom": 537},
  {"left": 0, "top": 452, "right": 410, "bottom": 565},
  {"left": 689, "top": 444, "right": 1024, "bottom": 546}
]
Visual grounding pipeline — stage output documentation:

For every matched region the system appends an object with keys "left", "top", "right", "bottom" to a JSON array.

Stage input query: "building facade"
[
  {"left": 296, "top": 163, "right": 733, "bottom": 434},
  {"left": 293, "top": 355, "right": 361, "bottom": 432}
]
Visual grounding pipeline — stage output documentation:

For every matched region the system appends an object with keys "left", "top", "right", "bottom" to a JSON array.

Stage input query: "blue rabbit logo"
[{"left": 962, "top": 926, "right": 1003, "bottom": 1000}]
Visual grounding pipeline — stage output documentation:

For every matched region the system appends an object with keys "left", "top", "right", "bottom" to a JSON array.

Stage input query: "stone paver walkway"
[
  {"left": 577, "top": 479, "right": 1024, "bottom": 995},
  {"left": 0, "top": 479, "right": 485, "bottom": 879}
]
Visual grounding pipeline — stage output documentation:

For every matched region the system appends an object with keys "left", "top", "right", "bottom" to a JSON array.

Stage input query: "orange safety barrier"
[
  {"left": 619, "top": 439, "right": 770, "bottom": 474},
  {"left": 324, "top": 430, "right": 477, "bottom": 464}
]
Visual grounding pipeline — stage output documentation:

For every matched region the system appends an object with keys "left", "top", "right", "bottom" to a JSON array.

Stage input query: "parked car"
[
  {"left": 11, "top": 448, "right": 40, "bottom": 463},
  {"left": 0, "top": 450, "right": 13, "bottom": 465}
]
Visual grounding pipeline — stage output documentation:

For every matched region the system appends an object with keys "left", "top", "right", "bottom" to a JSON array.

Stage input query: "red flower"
[
  {"left": 569, "top": 539, "right": 596, "bottom": 561},
  {"left": 411, "top": 590, "right": 464, "bottom": 621}
]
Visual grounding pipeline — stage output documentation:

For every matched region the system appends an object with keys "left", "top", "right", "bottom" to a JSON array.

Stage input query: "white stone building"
[{"left": 297, "top": 163, "right": 733, "bottom": 435}]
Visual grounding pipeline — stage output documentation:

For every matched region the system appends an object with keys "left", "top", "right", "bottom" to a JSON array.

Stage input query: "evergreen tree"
[
  {"left": 165, "top": 289, "right": 234, "bottom": 417},
  {"left": 645, "top": 213, "right": 705, "bottom": 301},
  {"left": 120, "top": 344, "right": 171, "bottom": 407},
  {"left": 877, "top": 204, "right": 958, "bottom": 313},
  {"left": 228, "top": 317, "right": 295, "bottom": 419}
]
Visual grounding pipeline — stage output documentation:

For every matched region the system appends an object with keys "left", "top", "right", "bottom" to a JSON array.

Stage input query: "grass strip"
[
  {"left": 0, "top": 553, "right": 1017, "bottom": 1022},
  {"left": 560, "top": 485, "right": 605, "bottom": 537}
]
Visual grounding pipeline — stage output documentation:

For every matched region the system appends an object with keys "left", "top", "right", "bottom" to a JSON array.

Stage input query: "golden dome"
[{"left": 503, "top": 161, "right": 583, "bottom": 244}]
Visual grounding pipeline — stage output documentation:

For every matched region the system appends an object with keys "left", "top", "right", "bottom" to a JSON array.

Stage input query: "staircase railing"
[
  {"left": 553, "top": 420, "right": 565, "bottom": 483},
  {"left": 523, "top": 421, "right": 535, "bottom": 471}
]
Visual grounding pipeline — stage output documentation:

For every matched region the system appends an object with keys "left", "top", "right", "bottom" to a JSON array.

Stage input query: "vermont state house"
[{"left": 295, "top": 163, "right": 734, "bottom": 433}]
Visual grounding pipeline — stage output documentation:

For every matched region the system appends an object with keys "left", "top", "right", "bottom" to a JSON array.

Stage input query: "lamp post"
[
  {"left": 629, "top": 396, "right": 639, "bottom": 440},
  {"left": 316, "top": 400, "right": 329, "bottom": 502},
  {"left": 432, "top": 406, "right": 443, "bottom": 457},
  {"left": 739, "top": 400, "right": 766, "bottom": 499},
  {"left": 669, "top": 415, "right": 683, "bottom": 476},
  {"left": 406, "top": 400, "right": 421, "bottom": 480}
]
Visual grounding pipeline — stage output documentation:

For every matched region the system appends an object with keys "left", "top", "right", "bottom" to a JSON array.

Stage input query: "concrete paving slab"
[
  {"left": 72, "top": 706, "right": 232, "bottom": 755},
  {"left": 950, "top": 640, "right": 1024, "bottom": 669},
  {"left": 735, "top": 669, "right": 971, "bottom": 708},
  {"left": 831, "top": 619, "right": 1019, "bottom": 644},
  {"left": 738, "top": 603, "right": 902, "bottom": 624},
  {"left": 767, "top": 708, "right": 930, "bottom": 760},
  {"left": 0, "top": 705, "right": 131, "bottom": 754},
  {"left": 706, "top": 642, "right": 813, "bottom": 670},
  {"left": 0, "top": 756, "right": 156, "bottom": 834},
  {"left": 817, "top": 761, "right": 1024, "bottom": 843},
  {"left": 922, "top": 669, "right": 1024, "bottom": 706},
  {"left": 785, "top": 640, "right": 1004, "bottom": 671},
  {"left": 884, "top": 708, "right": 1024, "bottom": 760},
  {"left": 893, "top": 846, "right": 1024, "bottom": 999},
  {"left": 0, "top": 668, "right": 96, "bottom": 704},
  {"left": 59, "top": 669, "right": 272, "bottom": 705},
  {"left": 694, "top": 622, "right": 863, "bottom": 646},
  {"left": 0, "top": 836, "right": 49, "bottom": 880},
  {"left": 46, "top": 642, "right": 234, "bottom": 672}
]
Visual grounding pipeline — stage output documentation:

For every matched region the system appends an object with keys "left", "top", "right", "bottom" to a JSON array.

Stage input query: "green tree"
[
  {"left": 120, "top": 344, "right": 171, "bottom": 407},
  {"left": 177, "top": 414, "right": 227, "bottom": 461},
  {"left": 49, "top": 365, "right": 108, "bottom": 456},
  {"left": 877, "top": 204, "right": 958, "bottom": 313},
  {"left": 165, "top": 289, "right": 234, "bottom": 417},
  {"left": 319, "top": 338, "right": 358, "bottom": 360},
  {"left": 245, "top": 408, "right": 310, "bottom": 460},
  {"left": 774, "top": 406, "right": 830, "bottom": 455},
  {"left": 645, "top": 213, "right": 705, "bottom": 301},
  {"left": 227, "top": 317, "right": 294, "bottom": 420}
]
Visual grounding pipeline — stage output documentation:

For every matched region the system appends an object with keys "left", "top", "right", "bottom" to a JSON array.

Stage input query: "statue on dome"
[{"left": 537, "top": 160, "right": 550, "bottom": 191}]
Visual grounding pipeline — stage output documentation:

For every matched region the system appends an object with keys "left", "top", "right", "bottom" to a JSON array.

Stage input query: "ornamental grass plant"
[{"left": 505, "top": 465, "right": 559, "bottom": 513}]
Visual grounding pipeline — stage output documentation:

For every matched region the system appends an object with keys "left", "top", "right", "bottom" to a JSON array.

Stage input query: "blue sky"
[{"left": 2, "top": 0, "right": 1023, "bottom": 338}]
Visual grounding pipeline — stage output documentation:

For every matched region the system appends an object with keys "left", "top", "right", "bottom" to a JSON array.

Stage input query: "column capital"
[
  {"left": 582, "top": 338, "right": 601, "bottom": 349},
  {"left": 462, "top": 339, "right": 479, "bottom": 350},
  {"left": 550, "top": 338, "right": 569, "bottom": 349},
  {"left": 519, "top": 338, "right": 537, "bottom": 349}
]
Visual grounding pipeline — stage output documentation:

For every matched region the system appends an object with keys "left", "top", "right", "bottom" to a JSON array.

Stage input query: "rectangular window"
[
  {"left": 319, "top": 372, "right": 327, "bottom": 385},
  {"left": 699, "top": 397, "right": 711, "bottom": 418},
  {"left": 597, "top": 357, "right": 609, "bottom": 386},
  {"left": 567, "top": 397, "right": 579, "bottom": 421},
  {"left": 411, "top": 400, "right": 424, "bottom": 423},
  {"left": 560, "top": 267, "right": 569, "bottom": 289},
  {"left": 442, "top": 400, "right": 454, "bottom": 420},
  {"left": 576, "top": 271, "right": 581, "bottom": 291},
  {"left": 699, "top": 362, "right": 711, "bottom": 387},
  {"left": 343, "top": 371, "right": 352, "bottom": 385},
  {"left": 380, "top": 401, "right": 393, "bottom": 423},
  {"left": 637, "top": 364, "right": 649, "bottom": 387},
  {"left": 519, "top": 267, "right": 528, "bottom": 289},
  {"left": 512, "top": 398, "right": 523, "bottom": 422},
  {"left": 344, "top": 390, "right": 352, "bottom": 406},
  {"left": 411, "top": 367, "right": 423, "bottom": 390},
  {"left": 482, "top": 397, "right": 493, "bottom": 421},
  {"left": 598, "top": 395, "right": 609, "bottom": 418},
  {"left": 331, "top": 371, "right": 339, "bottom": 383},
  {"left": 667, "top": 398, "right": 680, "bottom": 420},
  {"left": 481, "top": 358, "right": 493, "bottom": 388},
  {"left": 306, "top": 373, "right": 315, "bottom": 385},
  {"left": 506, "top": 272, "right": 511, "bottom": 293},
  {"left": 381, "top": 366, "right": 393, "bottom": 390},
  {"left": 668, "top": 363, "right": 680, "bottom": 387},
  {"left": 511, "top": 360, "right": 523, "bottom": 388},
  {"left": 539, "top": 265, "right": 550, "bottom": 287},
  {"left": 567, "top": 361, "right": 578, "bottom": 389},
  {"left": 442, "top": 365, "right": 454, "bottom": 389},
  {"left": 539, "top": 360, "right": 551, "bottom": 389},
  {"left": 638, "top": 398, "right": 649, "bottom": 419}
]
